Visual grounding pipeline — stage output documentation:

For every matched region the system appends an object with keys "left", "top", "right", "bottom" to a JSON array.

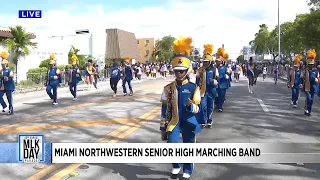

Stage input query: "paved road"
[{"left": 0, "top": 75, "right": 319, "bottom": 180}]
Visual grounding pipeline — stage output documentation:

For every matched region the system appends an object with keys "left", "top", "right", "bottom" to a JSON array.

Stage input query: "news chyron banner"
[{"left": 0, "top": 134, "right": 320, "bottom": 163}]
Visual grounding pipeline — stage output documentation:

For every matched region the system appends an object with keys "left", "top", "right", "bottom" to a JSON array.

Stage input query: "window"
[
  {"left": 146, "top": 40, "right": 149, "bottom": 44},
  {"left": 137, "top": 40, "right": 139, "bottom": 44},
  {"left": 145, "top": 50, "right": 150, "bottom": 56}
]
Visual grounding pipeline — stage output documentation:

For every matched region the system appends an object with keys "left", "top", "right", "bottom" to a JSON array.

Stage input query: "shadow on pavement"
[{"left": 89, "top": 163, "right": 171, "bottom": 180}]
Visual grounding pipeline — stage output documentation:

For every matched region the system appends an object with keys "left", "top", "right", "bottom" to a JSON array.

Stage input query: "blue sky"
[{"left": 0, "top": 0, "right": 164, "bottom": 15}]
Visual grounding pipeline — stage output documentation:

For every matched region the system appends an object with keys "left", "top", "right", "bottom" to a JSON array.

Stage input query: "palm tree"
[{"left": 4, "top": 25, "right": 37, "bottom": 83}]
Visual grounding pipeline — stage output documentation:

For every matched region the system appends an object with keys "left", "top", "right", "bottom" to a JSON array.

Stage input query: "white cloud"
[{"left": 0, "top": 0, "right": 310, "bottom": 59}]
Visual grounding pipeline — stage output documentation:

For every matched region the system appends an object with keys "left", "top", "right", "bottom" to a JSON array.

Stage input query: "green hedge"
[{"left": 27, "top": 67, "right": 48, "bottom": 84}]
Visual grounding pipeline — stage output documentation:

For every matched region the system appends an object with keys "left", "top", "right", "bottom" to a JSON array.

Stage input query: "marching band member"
[
  {"left": 46, "top": 54, "right": 61, "bottom": 105},
  {"left": 110, "top": 62, "right": 121, "bottom": 97},
  {"left": 288, "top": 55, "right": 303, "bottom": 108},
  {"left": 224, "top": 53, "right": 232, "bottom": 88},
  {"left": 69, "top": 54, "right": 81, "bottom": 100},
  {"left": 302, "top": 49, "right": 319, "bottom": 116},
  {"left": 85, "top": 59, "right": 95, "bottom": 90},
  {"left": 122, "top": 57, "right": 134, "bottom": 96},
  {"left": 160, "top": 37, "right": 201, "bottom": 179},
  {"left": 196, "top": 44, "right": 218, "bottom": 128},
  {"left": 0, "top": 51, "right": 14, "bottom": 115},
  {"left": 247, "top": 57, "right": 256, "bottom": 93},
  {"left": 215, "top": 48, "right": 229, "bottom": 112}
]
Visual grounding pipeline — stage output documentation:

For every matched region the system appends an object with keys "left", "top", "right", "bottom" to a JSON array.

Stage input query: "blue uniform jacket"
[
  {"left": 196, "top": 66, "right": 218, "bottom": 97},
  {"left": 160, "top": 80, "right": 201, "bottom": 134},
  {"left": 2, "top": 68, "right": 15, "bottom": 91},
  {"left": 110, "top": 66, "right": 121, "bottom": 79},
  {"left": 71, "top": 68, "right": 81, "bottom": 84},
  {"left": 48, "top": 67, "right": 61, "bottom": 86},
  {"left": 123, "top": 65, "right": 133, "bottom": 80},
  {"left": 217, "top": 65, "right": 229, "bottom": 89},
  {"left": 288, "top": 69, "right": 302, "bottom": 88},
  {"left": 303, "top": 69, "right": 319, "bottom": 92}
]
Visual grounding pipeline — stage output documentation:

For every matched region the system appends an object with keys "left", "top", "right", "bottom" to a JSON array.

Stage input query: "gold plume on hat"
[
  {"left": 216, "top": 47, "right": 225, "bottom": 57},
  {"left": 0, "top": 51, "right": 9, "bottom": 59},
  {"left": 203, "top": 44, "right": 214, "bottom": 55},
  {"left": 294, "top": 55, "right": 302, "bottom": 64},
  {"left": 50, "top": 54, "right": 55, "bottom": 60},
  {"left": 124, "top": 56, "right": 131, "bottom": 61},
  {"left": 307, "top": 49, "right": 316, "bottom": 60},
  {"left": 173, "top": 36, "right": 193, "bottom": 56},
  {"left": 71, "top": 54, "right": 78, "bottom": 64},
  {"left": 223, "top": 53, "right": 229, "bottom": 59}
]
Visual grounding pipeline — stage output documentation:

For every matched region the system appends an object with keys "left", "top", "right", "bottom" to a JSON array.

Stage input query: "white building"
[{"left": 0, "top": 28, "right": 107, "bottom": 82}]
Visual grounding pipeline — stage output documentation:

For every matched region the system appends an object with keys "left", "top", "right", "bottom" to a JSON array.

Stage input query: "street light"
[
  {"left": 192, "top": 25, "right": 204, "bottom": 60},
  {"left": 277, "top": 0, "right": 280, "bottom": 62}
]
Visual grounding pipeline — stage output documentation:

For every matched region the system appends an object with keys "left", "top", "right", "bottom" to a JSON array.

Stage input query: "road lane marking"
[
  {"left": 46, "top": 107, "right": 160, "bottom": 180},
  {"left": 25, "top": 106, "right": 160, "bottom": 180},
  {"left": 257, "top": 99, "right": 270, "bottom": 112},
  {"left": 26, "top": 164, "right": 65, "bottom": 180},
  {"left": 0, "top": 83, "right": 161, "bottom": 129},
  {"left": 0, "top": 118, "right": 134, "bottom": 134}
]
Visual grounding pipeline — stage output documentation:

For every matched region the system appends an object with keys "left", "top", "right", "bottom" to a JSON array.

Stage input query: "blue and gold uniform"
[
  {"left": 302, "top": 49, "right": 319, "bottom": 116},
  {"left": 70, "top": 54, "right": 81, "bottom": 100},
  {"left": 46, "top": 54, "right": 61, "bottom": 105},
  {"left": 122, "top": 57, "right": 133, "bottom": 96},
  {"left": 215, "top": 48, "right": 229, "bottom": 112},
  {"left": 160, "top": 37, "right": 201, "bottom": 179},
  {"left": 288, "top": 55, "right": 303, "bottom": 107},
  {"left": 0, "top": 51, "right": 15, "bottom": 115},
  {"left": 196, "top": 44, "right": 219, "bottom": 128}
]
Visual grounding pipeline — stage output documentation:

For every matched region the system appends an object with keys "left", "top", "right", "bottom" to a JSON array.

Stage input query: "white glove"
[
  {"left": 315, "top": 78, "right": 318, "bottom": 83},
  {"left": 299, "top": 84, "right": 303, "bottom": 89},
  {"left": 225, "top": 74, "right": 229, "bottom": 79},
  {"left": 53, "top": 76, "right": 58, "bottom": 80},
  {"left": 213, "top": 79, "right": 218, "bottom": 86}
]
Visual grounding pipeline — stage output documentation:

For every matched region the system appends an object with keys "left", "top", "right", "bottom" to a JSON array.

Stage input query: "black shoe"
[
  {"left": 206, "top": 124, "right": 212, "bottom": 128},
  {"left": 2, "top": 109, "right": 5, "bottom": 113},
  {"left": 218, "top": 109, "right": 223, "bottom": 112}
]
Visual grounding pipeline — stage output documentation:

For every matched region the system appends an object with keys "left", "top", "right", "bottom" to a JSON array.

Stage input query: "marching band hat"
[
  {"left": 0, "top": 51, "right": 9, "bottom": 64},
  {"left": 171, "top": 36, "right": 193, "bottom": 70},
  {"left": 306, "top": 49, "right": 316, "bottom": 65},
  {"left": 202, "top": 44, "right": 214, "bottom": 61},
  {"left": 49, "top": 54, "right": 56, "bottom": 64},
  {"left": 71, "top": 54, "right": 78, "bottom": 65},
  {"left": 215, "top": 47, "right": 225, "bottom": 61},
  {"left": 294, "top": 55, "right": 302, "bottom": 67}
]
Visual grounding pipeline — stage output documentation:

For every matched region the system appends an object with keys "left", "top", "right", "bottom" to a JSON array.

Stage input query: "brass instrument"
[{"left": 161, "top": 86, "right": 173, "bottom": 141}]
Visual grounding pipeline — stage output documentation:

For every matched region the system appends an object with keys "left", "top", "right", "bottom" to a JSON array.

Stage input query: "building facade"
[
  {"left": 137, "top": 38, "right": 154, "bottom": 63},
  {"left": 105, "top": 28, "right": 141, "bottom": 63}
]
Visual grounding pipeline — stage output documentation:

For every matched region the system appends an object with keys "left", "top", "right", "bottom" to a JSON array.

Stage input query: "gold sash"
[
  {"left": 167, "top": 82, "right": 179, "bottom": 132},
  {"left": 304, "top": 70, "right": 310, "bottom": 92},
  {"left": 289, "top": 70, "right": 295, "bottom": 88},
  {"left": 200, "top": 69, "right": 206, "bottom": 97}
]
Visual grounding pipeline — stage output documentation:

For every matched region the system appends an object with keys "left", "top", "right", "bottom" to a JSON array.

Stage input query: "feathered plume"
[
  {"left": 216, "top": 47, "right": 225, "bottom": 57},
  {"left": 0, "top": 51, "right": 9, "bottom": 59},
  {"left": 307, "top": 49, "right": 316, "bottom": 59},
  {"left": 50, "top": 54, "right": 55, "bottom": 60},
  {"left": 224, "top": 53, "right": 229, "bottom": 59},
  {"left": 71, "top": 54, "right": 78, "bottom": 64},
  {"left": 203, "top": 44, "right": 214, "bottom": 55},
  {"left": 173, "top": 36, "right": 193, "bottom": 56},
  {"left": 125, "top": 56, "right": 131, "bottom": 61},
  {"left": 294, "top": 55, "right": 302, "bottom": 64}
]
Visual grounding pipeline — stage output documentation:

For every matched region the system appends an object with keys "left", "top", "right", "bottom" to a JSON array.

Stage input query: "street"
[{"left": 0, "top": 75, "right": 319, "bottom": 180}]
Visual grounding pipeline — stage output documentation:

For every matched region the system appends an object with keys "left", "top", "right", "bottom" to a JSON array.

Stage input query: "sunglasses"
[{"left": 173, "top": 70, "right": 187, "bottom": 74}]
